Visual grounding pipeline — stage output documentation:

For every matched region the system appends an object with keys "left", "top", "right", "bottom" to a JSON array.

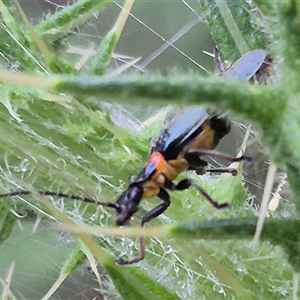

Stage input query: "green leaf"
[
  {"left": 199, "top": 0, "right": 268, "bottom": 60},
  {"left": 0, "top": 198, "right": 15, "bottom": 245},
  {"left": 0, "top": 0, "right": 300, "bottom": 299}
]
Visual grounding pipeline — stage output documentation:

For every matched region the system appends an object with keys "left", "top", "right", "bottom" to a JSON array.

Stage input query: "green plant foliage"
[
  {"left": 0, "top": 0, "right": 299, "bottom": 299},
  {"left": 35, "top": 0, "right": 113, "bottom": 42},
  {"left": 0, "top": 198, "right": 15, "bottom": 245},
  {"left": 199, "top": 0, "right": 268, "bottom": 60}
]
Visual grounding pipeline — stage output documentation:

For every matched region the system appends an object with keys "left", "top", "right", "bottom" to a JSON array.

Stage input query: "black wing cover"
[{"left": 151, "top": 107, "right": 209, "bottom": 160}]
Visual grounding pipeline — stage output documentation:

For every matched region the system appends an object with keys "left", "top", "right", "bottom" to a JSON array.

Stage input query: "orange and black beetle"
[
  {"left": 0, "top": 108, "right": 248, "bottom": 265},
  {"left": 0, "top": 48, "right": 271, "bottom": 265},
  {"left": 113, "top": 107, "right": 249, "bottom": 264}
]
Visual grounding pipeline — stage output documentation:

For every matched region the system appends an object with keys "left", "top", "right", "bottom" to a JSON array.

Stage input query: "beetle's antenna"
[{"left": 0, "top": 190, "right": 117, "bottom": 210}]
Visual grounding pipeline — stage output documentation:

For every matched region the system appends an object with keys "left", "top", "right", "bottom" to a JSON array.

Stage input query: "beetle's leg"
[
  {"left": 141, "top": 189, "right": 171, "bottom": 225},
  {"left": 185, "top": 151, "right": 236, "bottom": 175},
  {"left": 185, "top": 155, "right": 208, "bottom": 175},
  {"left": 214, "top": 46, "right": 225, "bottom": 73},
  {"left": 206, "top": 167, "right": 238, "bottom": 176},
  {"left": 186, "top": 156, "right": 208, "bottom": 168},
  {"left": 167, "top": 178, "right": 229, "bottom": 209},
  {"left": 185, "top": 149, "right": 251, "bottom": 163},
  {"left": 185, "top": 156, "right": 236, "bottom": 176},
  {"left": 185, "top": 149, "right": 251, "bottom": 176},
  {"left": 115, "top": 189, "right": 170, "bottom": 265},
  {"left": 115, "top": 237, "right": 147, "bottom": 266}
]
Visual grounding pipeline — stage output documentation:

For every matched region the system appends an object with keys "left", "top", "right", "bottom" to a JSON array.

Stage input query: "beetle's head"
[{"left": 114, "top": 185, "right": 143, "bottom": 226}]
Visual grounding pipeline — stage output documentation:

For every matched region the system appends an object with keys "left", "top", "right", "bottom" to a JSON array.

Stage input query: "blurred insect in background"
[{"left": 214, "top": 47, "right": 273, "bottom": 84}]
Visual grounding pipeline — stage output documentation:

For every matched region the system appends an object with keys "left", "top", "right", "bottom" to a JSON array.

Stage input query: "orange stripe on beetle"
[{"left": 148, "top": 151, "right": 167, "bottom": 171}]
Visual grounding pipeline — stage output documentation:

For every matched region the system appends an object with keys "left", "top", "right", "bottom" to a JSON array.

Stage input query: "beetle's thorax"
[{"left": 141, "top": 152, "right": 187, "bottom": 199}]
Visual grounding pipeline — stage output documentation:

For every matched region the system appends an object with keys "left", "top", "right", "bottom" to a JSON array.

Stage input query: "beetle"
[
  {"left": 0, "top": 108, "right": 249, "bottom": 265},
  {"left": 214, "top": 47, "right": 273, "bottom": 83},
  {"left": 113, "top": 107, "right": 250, "bottom": 264},
  {"left": 0, "top": 48, "right": 270, "bottom": 265}
]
